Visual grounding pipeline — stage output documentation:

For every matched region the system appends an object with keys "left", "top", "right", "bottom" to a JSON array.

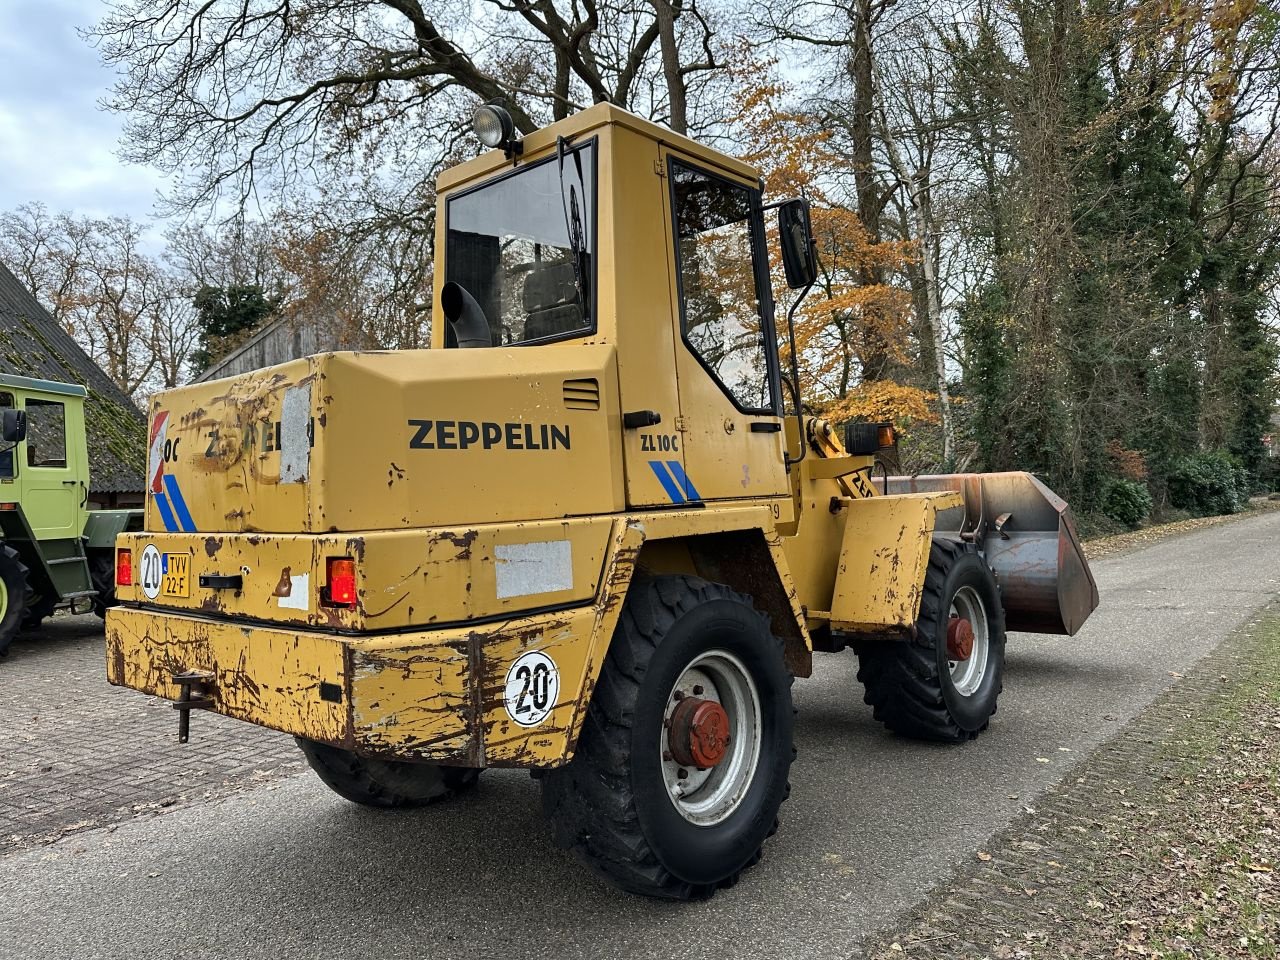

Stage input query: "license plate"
[{"left": 161, "top": 553, "right": 191, "bottom": 598}]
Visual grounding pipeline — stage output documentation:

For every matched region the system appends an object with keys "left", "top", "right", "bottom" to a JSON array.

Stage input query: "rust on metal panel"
[
  {"left": 884, "top": 471, "right": 1100, "bottom": 635},
  {"left": 829, "top": 492, "right": 961, "bottom": 632},
  {"left": 104, "top": 607, "right": 347, "bottom": 744}
]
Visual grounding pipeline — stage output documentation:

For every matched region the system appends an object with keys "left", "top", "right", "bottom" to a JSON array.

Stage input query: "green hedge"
[
  {"left": 1166, "top": 451, "right": 1249, "bottom": 516},
  {"left": 1100, "top": 478, "right": 1153, "bottom": 527}
]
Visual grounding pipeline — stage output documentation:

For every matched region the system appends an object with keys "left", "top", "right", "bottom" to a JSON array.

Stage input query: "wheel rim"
[
  {"left": 947, "top": 585, "right": 990, "bottom": 696},
  {"left": 659, "top": 649, "right": 762, "bottom": 826},
  {"left": 0, "top": 578, "right": 7, "bottom": 621}
]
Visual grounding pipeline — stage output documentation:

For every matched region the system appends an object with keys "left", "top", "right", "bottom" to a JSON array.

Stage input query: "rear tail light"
[
  {"left": 323, "top": 557, "right": 357, "bottom": 608},
  {"left": 116, "top": 548, "right": 133, "bottom": 586}
]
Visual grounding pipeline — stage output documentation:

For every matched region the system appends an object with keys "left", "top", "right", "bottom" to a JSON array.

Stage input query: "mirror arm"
[{"left": 782, "top": 273, "right": 816, "bottom": 469}]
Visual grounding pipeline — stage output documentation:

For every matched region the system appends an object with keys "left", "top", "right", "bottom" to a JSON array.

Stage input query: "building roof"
[
  {"left": 195, "top": 313, "right": 381, "bottom": 382},
  {"left": 0, "top": 261, "right": 148, "bottom": 493}
]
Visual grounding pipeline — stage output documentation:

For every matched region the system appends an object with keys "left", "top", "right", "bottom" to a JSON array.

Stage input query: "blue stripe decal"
[
  {"left": 647, "top": 460, "right": 685, "bottom": 504},
  {"left": 163, "top": 474, "right": 197, "bottom": 533},
  {"left": 154, "top": 492, "right": 180, "bottom": 532},
  {"left": 665, "top": 460, "right": 702, "bottom": 502}
]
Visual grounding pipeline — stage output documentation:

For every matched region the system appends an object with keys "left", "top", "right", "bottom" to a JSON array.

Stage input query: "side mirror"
[
  {"left": 1, "top": 409, "right": 26, "bottom": 444},
  {"left": 778, "top": 199, "right": 817, "bottom": 289}
]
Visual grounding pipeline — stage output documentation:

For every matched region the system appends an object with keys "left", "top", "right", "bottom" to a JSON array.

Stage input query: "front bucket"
[{"left": 884, "top": 472, "right": 1099, "bottom": 636}]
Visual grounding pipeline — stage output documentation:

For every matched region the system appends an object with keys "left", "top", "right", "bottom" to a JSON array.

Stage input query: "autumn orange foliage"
[{"left": 728, "top": 55, "right": 937, "bottom": 431}]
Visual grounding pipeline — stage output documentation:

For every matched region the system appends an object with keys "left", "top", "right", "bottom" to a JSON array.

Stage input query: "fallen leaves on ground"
[{"left": 870, "top": 616, "right": 1280, "bottom": 960}]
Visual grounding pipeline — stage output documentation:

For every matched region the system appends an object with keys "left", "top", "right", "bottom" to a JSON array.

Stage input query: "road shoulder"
[{"left": 868, "top": 605, "right": 1280, "bottom": 959}]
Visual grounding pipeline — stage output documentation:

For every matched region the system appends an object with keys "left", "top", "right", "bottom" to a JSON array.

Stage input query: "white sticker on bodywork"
[
  {"left": 279, "top": 384, "right": 311, "bottom": 484},
  {"left": 503, "top": 650, "right": 560, "bottom": 727},
  {"left": 494, "top": 540, "right": 573, "bottom": 599},
  {"left": 276, "top": 572, "right": 310, "bottom": 610}
]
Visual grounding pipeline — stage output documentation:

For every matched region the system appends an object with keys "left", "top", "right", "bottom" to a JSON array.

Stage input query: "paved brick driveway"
[{"left": 0, "top": 613, "right": 303, "bottom": 851}]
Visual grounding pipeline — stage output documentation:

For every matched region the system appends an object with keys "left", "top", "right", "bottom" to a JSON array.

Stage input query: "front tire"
[
  {"left": 295, "top": 738, "right": 481, "bottom": 808},
  {"left": 0, "top": 546, "right": 31, "bottom": 657},
  {"left": 541, "top": 575, "right": 794, "bottom": 900},
  {"left": 857, "top": 537, "right": 1005, "bottom": 742}
]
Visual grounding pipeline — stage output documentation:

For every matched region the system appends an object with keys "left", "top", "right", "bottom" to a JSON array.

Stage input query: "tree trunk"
[
  {"left": 877, "top": 109, "right": 956, "bottom": 464},
  {"left": 651, "top": 0, "right": 687, "bottom": 135},
  {"left": 846, "top": 0, "right": 889, "bottom": 380}
]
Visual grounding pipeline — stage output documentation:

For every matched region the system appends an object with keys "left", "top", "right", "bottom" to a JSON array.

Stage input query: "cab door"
[
  {"left": 659, "top": 149, "right": 788, "bottom": 504},
  {"left": 612, "top": 127, "right": 690, "bottom": 507},
  {"left": 20, "top": 395, "right": 83, "bottom": 540}
]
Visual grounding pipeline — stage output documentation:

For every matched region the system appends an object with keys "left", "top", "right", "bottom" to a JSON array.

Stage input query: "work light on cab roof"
[{"left": 473, "top": 102, "right": 522, "bottom": 158}]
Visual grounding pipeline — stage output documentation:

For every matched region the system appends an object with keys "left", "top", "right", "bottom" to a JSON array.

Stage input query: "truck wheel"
[
  {"left": 857, "top": 537, "right": 1005, "bottom": 742},
  {"left": 0, "top": 546, "right": 30, "bottom": 657},
  {"left": 89, "top": 550, "right": 116, "bottom": 618},
  {"left": 541, "top": 576, "right": 794, "bottom": 900},
  {"left": 21, "top": 592, "right": 55, "bottom": 631},
  {"left": 294, "top": 737, "right": 481, "bottom": 808}
]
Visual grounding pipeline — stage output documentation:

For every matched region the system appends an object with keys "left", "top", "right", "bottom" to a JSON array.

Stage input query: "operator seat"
[{"left": 522, "top": 260, "right": 584, "bottom": 341}]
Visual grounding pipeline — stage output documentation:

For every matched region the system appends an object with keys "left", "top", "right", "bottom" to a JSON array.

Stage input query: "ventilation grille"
[{"left": 563, "top": 378, "right": 600, "bottom": 410}]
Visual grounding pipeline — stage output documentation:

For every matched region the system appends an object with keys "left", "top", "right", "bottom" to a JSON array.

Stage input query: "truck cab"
[{"left": 0, "top": 374, "right": 138, "bottom": 655}]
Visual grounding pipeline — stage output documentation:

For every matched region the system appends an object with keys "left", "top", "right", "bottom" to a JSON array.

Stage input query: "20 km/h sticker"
[
  {"left": 139, "top": 544, "right": 163, "bottom": 600},
  {"left": 503, "top": 651, "right": 560, "bottom": 727}
]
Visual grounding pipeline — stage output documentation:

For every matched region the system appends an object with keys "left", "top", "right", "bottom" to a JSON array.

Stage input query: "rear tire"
[
  {"left": 0, "top": 546, "right": 30, "bottom": 657},
  {"left": 21, "top": 592, "right": 55, "bottom": 631},
  {"left": 89, "top": 550, "right": 116, "bottom": 619},
  {"left": 295, "top": 738, "right": 481, "bottom": 808},
  {"left": 541, "top": 575, "right": 794, "bottom": 900},
  {"left": 856, "top": 537, "right": 1005, "bottom": 742}
]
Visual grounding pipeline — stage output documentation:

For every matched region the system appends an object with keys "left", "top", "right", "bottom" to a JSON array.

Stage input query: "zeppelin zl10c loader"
[{"left": 105, "top": 103, "right": 1098, "bottom": 900}]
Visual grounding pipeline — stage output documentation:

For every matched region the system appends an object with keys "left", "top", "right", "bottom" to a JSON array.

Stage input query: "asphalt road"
[{"left": 4, "top": 511, "right": 1279, "bottom": 960}]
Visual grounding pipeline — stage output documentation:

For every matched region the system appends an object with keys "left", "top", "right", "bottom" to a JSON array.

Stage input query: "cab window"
[
  {"left": 26, "top": 399, "right": 67, "bottom": 469},
  {"left": 670, "top": 159, "right": 776, "bottom": 413},
  {"left": 445, "top": 141, "right": 596, "bottom": 346}
]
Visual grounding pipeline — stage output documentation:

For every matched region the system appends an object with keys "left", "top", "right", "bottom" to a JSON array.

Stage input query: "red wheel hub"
[
  {"left": 947, "top": 616, "right": 975, "bottom": 661},
  {"left": 668, "top": 697, "right": 731, "bottom": 769}
]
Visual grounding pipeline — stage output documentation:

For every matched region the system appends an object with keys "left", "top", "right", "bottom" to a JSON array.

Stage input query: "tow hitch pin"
[{"left": 171, "top": 670, "right": 216, "bottom": 743}]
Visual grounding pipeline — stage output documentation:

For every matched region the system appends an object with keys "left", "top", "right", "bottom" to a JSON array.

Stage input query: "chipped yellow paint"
[
  {"left": 105, "top": 605, "right": 347, "bottom": 743},
  {"left": 116, "top": 517, "right": 613, "bottom": 631},
  {"left": 106, "top": 103, "right": 1087, "bottom": 773},
  {"left": 106, "top": 517, "right": 646, "bottom": 767},
  {"left": 828, "top": 491, "right": 965, "bottom": 631}
]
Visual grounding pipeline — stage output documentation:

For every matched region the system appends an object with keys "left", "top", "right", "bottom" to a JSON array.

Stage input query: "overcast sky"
[{"left": 0, "top": 0, "right": 168, "bottom": 223}]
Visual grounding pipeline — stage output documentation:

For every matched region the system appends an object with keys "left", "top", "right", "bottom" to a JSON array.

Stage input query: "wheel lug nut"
[
  {"left": 663, "top": 750, "right": 673, "bottom": 762},
  {"left": 673, "top": 691, "right": 685, "bottom": 701},
  {"left": 677, "top": 768, "right": 688, "bottom": 779},
  {"left": 692, "top": 684, "right": 704, "bottom": 695}
]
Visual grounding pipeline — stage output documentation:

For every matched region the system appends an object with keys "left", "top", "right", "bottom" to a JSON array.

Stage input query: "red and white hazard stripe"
[{"left": 148, "top": 411, "right": 169, "bottom": 493}]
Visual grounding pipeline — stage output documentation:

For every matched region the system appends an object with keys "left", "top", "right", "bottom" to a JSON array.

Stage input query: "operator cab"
[{"left": 434, "top": 103, "right": 819, "bottom": 510}]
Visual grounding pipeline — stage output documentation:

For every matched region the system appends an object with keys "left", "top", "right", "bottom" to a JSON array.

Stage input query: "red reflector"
[
  {"left": 116, "top": 549, "right": 133, "bottom": 586},
  {"left": 326, "top": 557, "right": 357, "bottom": 607}
]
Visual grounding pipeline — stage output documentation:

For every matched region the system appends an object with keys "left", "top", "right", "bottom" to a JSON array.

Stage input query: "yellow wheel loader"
[{"left": 105, "top": 103, "right": 1098, "bottom": 900}]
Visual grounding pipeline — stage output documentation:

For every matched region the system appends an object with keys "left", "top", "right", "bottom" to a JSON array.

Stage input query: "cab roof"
[
  {"left": 0, "top": 373, "right": 88, "bottom": 398},
  {"left": 437, "top": 103, "right": 762, "bottom": 194}
]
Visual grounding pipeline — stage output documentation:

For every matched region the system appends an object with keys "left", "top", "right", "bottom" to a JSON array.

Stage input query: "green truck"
[{"left": 0, "top": 374, "right": 142, "bottom": 656}]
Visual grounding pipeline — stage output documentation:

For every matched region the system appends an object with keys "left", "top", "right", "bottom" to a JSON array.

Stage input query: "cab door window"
[
  {"left": 670, "top": 160, "right": 777, "bottom": 413},
  {"left": 26, "top": 399, "right": 67, "bottom": 468},
  {"left": 0, "top": 392, "right": 13, "bottom": 479}
]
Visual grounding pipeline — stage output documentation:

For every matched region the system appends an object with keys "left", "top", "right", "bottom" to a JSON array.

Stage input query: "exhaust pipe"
[
  {"left": 885, "top": 472, "right": 1100, "bottom": 636},
  {"left": 442, "top": 281, "right": 493, "bottom": 348}
]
